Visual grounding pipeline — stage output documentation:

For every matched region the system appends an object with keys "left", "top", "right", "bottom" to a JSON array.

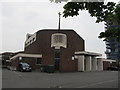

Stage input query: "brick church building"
[{"left": 10, "top": 29, "right": 115, "bottom": 72}]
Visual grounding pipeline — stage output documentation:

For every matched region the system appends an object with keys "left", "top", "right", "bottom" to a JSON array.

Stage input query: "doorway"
[{"left": 54, "top": 49, "right": 60, "bottom": 71}]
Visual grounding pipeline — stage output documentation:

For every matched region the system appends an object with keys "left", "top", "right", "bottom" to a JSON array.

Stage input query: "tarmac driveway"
[{"left": 2, "top": 69, "right": 119, "bottom": 88}]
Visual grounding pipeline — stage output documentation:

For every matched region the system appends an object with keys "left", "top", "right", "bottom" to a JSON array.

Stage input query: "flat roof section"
[
  {"left": 10, "top": 53, "right": 42, "bottom": 60},
  {"left": 75, "top": 51, "right": 102, "bottom": 56},
  {"left": 102, "top": 58, "right": 116, "bottom": 62}
]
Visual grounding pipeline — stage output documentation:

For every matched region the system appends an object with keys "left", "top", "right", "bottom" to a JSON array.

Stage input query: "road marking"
[{"left": 76, "top": 79, "right": 118, "bottom": 88}]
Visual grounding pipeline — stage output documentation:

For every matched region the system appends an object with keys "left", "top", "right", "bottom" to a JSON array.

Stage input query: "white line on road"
[{"left": 76, "top": 79, "right": 118, "bottom": 88}]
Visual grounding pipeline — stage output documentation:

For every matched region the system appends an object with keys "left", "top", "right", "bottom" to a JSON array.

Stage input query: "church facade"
[{"left": 10, "top": 29, "right": 112, "bottom": 72}]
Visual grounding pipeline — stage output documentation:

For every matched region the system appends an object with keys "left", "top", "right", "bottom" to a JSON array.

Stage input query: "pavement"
[{"left": 2, "top": 69, "right": 119, "bottom": 88}]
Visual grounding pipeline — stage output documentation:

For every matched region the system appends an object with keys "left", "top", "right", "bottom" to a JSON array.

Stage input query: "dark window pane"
[
  {"left": 54, "top": 35, "right": 63, "bottom": 43},
  {"left": 55, "top": 49, "right": 60, "bottom": 58},
  {"left": 36, "top": 58, "right": 41, "bottom": 64}
]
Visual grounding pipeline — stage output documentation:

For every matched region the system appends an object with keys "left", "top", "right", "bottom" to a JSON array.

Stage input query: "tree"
[
  {"left": 50, "top": 0, "right": 120, "bottom": 67},
  {"left": 63, "top": 2, "right": 120, "bottom": 41},
  {"left": 63, "top": 2, "right": 115, "bottom": 22},
  {"left": 50, "top": 0, "right": 120, "bottom": 41},
  {"left": 98, "top": 3, "right": 120, "bottom": 41}
]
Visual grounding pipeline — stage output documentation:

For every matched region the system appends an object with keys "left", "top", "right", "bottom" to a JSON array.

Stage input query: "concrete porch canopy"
[
  {"left": 10, "top": 53, "right": 42, "bottom": 60},
  {"left": 75, "top": 51, "right": 102, "bottom": 56},
  {"left": 102, "top": 58, "right": 116, "bottom": 63},
  {"left": 75, "top": 51, "right": 103, "bottom": 72}
]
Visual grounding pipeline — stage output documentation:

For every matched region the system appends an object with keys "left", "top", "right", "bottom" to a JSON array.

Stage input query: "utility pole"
[{"left": 58, "top": 12, "right": 61, "bottom": 30}]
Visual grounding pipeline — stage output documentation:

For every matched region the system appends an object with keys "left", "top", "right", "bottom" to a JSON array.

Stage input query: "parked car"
[
  {"left": 107, "top": 67, "right": 120, "bottom": 71},
  {"left": 40, "top": 65, "right": 54, "bottom": 73},
  {"left": 40, "top": 65, "right": 47, "bottom": 72},
  {"left": 17, "top": 62, "right": 32, "bottom": 72}
]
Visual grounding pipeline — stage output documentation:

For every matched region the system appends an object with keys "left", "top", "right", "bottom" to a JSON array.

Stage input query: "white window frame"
[{"left": 51, "top": 33, "right": 67, "bottom": 48}]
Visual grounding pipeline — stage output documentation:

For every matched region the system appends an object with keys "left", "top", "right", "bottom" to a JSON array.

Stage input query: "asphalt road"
[{"left": 2, "top": 69, "right": 119, "bottom": 88}]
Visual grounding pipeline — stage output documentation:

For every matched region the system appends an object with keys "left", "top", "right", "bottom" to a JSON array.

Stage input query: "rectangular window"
[
  {"left": 55, "top": 49, "right": 60, "bottom": 59},
  {"left": 36, "top": 58, "right": 42, "bottom": 65},
  {"left": 51, "top": 33, "right": 67, "bottom": 48},
  {"left": 54, "top": 49, "right": 60, "bottom": 70},
  {"left": 59, "top": 35, "right": 63, "bottom": 43},
  {"left": 54, "top": 35, "right": 58, "bottom": 43},
  {"left": 115, "top": 48, "right": 118, "bottom": 52},
  {"left": 54, "top": 35, "right": 63, "bottom": 43}
]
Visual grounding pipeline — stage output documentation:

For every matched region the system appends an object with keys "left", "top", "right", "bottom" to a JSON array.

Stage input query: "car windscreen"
[{"left": 21, "top": 63, "right": 30, "bottom": 67}]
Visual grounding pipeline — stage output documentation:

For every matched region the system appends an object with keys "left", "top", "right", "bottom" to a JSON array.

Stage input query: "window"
[
  {"left": 25, "top": 33, "right": 36, "bottom": 47},
  {"left": 51, "top": 33, "right": 67, "bottom": 48},
  {"left": 30, "top": 40, "right": 32, "bottom": 44},
  {"left": 54, "top": 35, "right": 63, "bottom": 43},
  {"left": 115, "top": 48, "right": 118, "bottom": 52},
  {"left": 55, "top": 49, "right": 60, "bottom": 58},
  {"left": 54, "top": 49, "right": 60, "bottom": 70},
  {"left": 36, "top": 58, "right": 41, "bottom": 65},
  {"left": 33, "top": 38, "right": 35, "bottom": 42}
]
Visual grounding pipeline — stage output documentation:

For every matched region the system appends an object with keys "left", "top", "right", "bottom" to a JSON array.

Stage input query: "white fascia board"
[
  {"left": 75, "top": 51, "right": 102, "bottom": 56},
  {"left": 10, "top": 53, "right": 42, "bottom": 60},
  {"left": 102, "top": 59, "right": 116, "bottom": 62}
]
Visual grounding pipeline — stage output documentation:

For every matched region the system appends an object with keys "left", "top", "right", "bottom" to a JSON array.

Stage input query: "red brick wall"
[
  {"left": 11, "top": 57, "right": 39, "bottom": 70},
  {"left": 103, "top": 61, "right": 117, "bottom": 70},
  {"left": 24, "top": 29, "right": 85, "bottom": 72}
]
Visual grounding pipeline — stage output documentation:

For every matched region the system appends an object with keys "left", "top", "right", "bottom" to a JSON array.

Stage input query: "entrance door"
[{"left": 54, "top": 49, "right": 60, "bottom": 71}]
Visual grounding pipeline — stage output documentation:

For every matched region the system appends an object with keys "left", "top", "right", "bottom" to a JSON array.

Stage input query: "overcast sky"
[{"left": 0, "top": 0, "right": 119, "bottom": 57}]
